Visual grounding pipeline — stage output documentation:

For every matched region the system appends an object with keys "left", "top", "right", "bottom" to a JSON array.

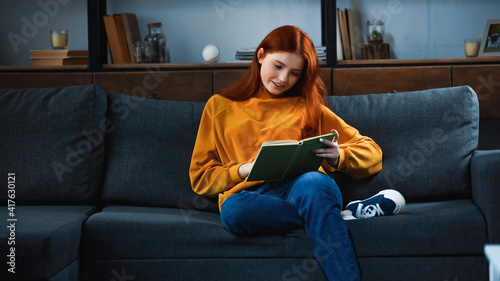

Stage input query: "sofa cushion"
[
  {"left": 0, "top": 205, "right": 98, "bottom": 280},
  {"left": 347, "top": 199, "right": 487, "bottom": 257},
  {"left": 0, "top": 85, "right": 106, "bottom": 204},
  {"left": 82, "top": 205, "right": 315, "bottom": 260},
  {"left": 82, "top": 201, "right": 486, "bottom": 262},
  {"left": 101, "top": 91, "right": 218, "bottom": 212},
  {"left": 82, "top": 258, "right": 328, "bottom": 281},
  {"left": 327, "top": 86, "right": 479, "bottom": 203}
]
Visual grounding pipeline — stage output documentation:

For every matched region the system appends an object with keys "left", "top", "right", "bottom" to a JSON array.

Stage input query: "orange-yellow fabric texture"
[{"left": 189, "top": 92, "right": 382, "bottom": 210}]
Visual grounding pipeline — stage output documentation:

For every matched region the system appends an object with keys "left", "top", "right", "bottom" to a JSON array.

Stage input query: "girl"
[{"left": 190, "top": 25, "right": 383, "bottom": 281}]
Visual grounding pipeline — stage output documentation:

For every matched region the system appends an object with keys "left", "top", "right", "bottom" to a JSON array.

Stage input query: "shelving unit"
[
  {"left": 0, "top": 0, "right": 498, "bottom": 149},
  {"left": 1, "top": 0, "right": 498, "bottom": 71},
  {"left": 337, "top": 57, "right": 500, "bottom": 67}
]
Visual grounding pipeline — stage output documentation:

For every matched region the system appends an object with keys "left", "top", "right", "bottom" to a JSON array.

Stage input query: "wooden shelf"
[
  {"left": 0, "top": 65, "right": 88, "bottom": 71},
  {"left": 337, "top": 57, "right": 500, "bottom": 66},
  {"left": 102, "top": 62, "right": 252, "bottom": 70},
  {"left": 101, "top": 60, "right": 328, "bottom": 70}
]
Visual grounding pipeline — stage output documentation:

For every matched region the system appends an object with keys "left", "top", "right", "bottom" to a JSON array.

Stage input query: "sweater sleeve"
[
  {"left": 189, "top": 98, "right": 244, "bottom": 196},
  {"left": 320, "top": 106, "right": 383, "bottom": 179}
]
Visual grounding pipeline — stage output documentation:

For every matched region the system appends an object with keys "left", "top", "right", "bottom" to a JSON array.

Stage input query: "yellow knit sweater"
[{"left": 189, "top": 92, "right": 383, "bottom": 210}]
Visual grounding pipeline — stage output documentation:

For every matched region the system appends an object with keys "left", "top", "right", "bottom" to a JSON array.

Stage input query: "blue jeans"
[{"left": 220, "top": 172, "right": 363, "bottom": 281}]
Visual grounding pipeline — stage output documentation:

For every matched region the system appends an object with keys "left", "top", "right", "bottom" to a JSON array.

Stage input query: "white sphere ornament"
[{"left": 202, "top": 44, "right": 221, "bottom": 63}]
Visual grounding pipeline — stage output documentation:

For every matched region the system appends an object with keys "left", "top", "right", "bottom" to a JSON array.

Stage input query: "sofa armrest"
[{"left": 471, "top": 149, "right": 500, "bottom": 243}]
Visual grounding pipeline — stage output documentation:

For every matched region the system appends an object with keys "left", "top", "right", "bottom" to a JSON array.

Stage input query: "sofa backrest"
[
  {"left": 327, "top": 86, "right": 479, "bottom": 204},
  {"left": 101, "top": 91, "right": 219, "bottom": 212},
  {"left": 0, "top": 85, "right": 107, "bottom": 205},
  {"left": 0, "top": 85, "right": 479, "bottom": 209}
]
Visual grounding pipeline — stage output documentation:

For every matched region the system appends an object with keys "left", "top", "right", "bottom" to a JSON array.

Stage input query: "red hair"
[{"left": 218, "top": 25, "right": 327, "bottom": 138}]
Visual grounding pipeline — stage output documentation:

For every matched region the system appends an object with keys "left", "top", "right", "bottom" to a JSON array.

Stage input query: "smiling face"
[{"left": 258, "top": 48, "right": 305, "bottom": 97}]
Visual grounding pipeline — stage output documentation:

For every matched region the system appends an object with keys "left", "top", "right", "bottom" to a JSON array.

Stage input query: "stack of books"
[
  {"left": 316, "top": 46, "right": 326, "bottom": 61},
  {"left": 235, "top": 48, "right": 256, "bottom": 61},
  {"left": 234, "top": 46, "right": 327, "bottom": 62},
  {"left": 30, "top": 50, "right": 89, "bottom": 66}
]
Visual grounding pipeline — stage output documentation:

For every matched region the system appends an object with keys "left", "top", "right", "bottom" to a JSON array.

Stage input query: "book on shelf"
[
  {"left": 246, "top": 132, "right": 336, "bottom": 182},
  {"left": 336, "top": 8, "right": 344, "bottom": 61},
  {"left": 30, "top": 50, "right": 88, "bottom": 58},
  {"left": 30, "top": 50, "right": 89, "bottom": 66},
  {"left": 119, "top": 13, "right": 142, "bottom": 64},
  {"left": 31, "top": 57, "right": 89, "bottom": 66},
  {"left": 347, "top": 9, "right": 362, "bottom": 60},
  {"left": 104, "top": 13, "right": 141, "bottom": 64},
  {"left": 338, "top": 8, "right": 351, "bottom": 60},
  {"left": 337, "top": 8, "right": 362, "bottom": 60},
  {"left": 235, "top": 48, "right": 256, "bottom": 61},
  {"left": 316, "top": 46, "right": 327, "bottom": 61},
  {"left": 235, "top": 47, "right": 327, "bottom": 61}
]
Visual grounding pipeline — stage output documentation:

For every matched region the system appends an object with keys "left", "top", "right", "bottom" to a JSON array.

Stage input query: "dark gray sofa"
[{"left": 0, "top": 84, "right": 498, "bottom": 281}]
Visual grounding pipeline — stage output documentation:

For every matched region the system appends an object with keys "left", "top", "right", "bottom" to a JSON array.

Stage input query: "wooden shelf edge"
[
  {"left": 0, "top": 65, "right": 89, "bottom": 71},
  {"left": 102, "top": 62, "right": 252, "bottom": 69},
  {"left": 102, "top": 60, "right": 326, "bottom": 70},
  {"left": 337, "top": 57, "right": 500, "bottom": 66}
]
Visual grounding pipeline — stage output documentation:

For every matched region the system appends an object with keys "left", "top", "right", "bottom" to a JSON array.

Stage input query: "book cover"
[
  {"left": 120, "top": 13, "right": 142, "bottom": 63},
  {"left": 336, "top": 8, "right": 344, "bottom": 61},
  {"left": 338, "top": 9, "right": 351, "bottom": 60},
  {"left": 246, "top": 133, "right": 336, "bottom": 182},
  {"left": 103, "top": 15, "right": 127, "bottom": 64},
  {"left": 347, "top": 9, "right": 363, "bottom": 60},
  {"left": 113, "top": 14, "right": 132, "bottom": 63}
]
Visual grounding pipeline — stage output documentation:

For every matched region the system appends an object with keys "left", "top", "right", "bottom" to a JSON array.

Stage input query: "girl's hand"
[
  {"left": 313, "top": 129, "right": 340, "bottom": 168},
  {"left": 238, "top": 161, "right": 255, "bottom": 180}
]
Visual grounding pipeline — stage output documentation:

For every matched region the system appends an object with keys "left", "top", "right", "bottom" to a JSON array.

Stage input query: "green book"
[{"left": 246, "top": 133, "right": 336, "bottom": 182}]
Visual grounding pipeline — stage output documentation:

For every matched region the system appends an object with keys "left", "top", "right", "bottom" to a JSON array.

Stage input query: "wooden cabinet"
[
  {"left": 1, "top": 64, "right": 498, "bottom": 122},
  {"left": 213, "top": 68, "right": 333, "bottom": 95},
  {"left": 0, "top": 73, "right": 93, "bottom": 89},
  {"left": 452, "top": 65, "right": 500, "bottom": 119},
  {"left": 94, "top": 71, "right": 212, "bottom": 101},
  {"left": 332, "top": 66, "right": 451, "bottom": 96},
  {"left": 213, "top": 69, "right": 247, "bottom": 94}
]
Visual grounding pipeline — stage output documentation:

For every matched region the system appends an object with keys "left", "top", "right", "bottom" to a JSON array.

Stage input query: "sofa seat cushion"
[
  {"left": 83, "top": 200, "right": 487, "bottom": 262},
  {"left": 347, "top": 199, "right": 488, "bottom": 257},
  {"left": 82, "top": 205, "right": 315, "bottom": 260},
  {"left": 0, "top": 205, "right": 98, "bottom": 280}
]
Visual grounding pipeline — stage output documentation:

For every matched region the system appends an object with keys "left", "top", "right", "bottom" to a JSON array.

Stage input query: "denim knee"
[
  {"left": 219, "top": 194, "right": 251, "bottom": 235},
  {"left": 291, "top": 172, "right": 343, "bottom": 208}
]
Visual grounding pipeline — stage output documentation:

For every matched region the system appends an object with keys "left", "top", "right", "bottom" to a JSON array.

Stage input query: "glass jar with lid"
[{"left": 145, "top": 22, "right": 166, "bottom": 63}]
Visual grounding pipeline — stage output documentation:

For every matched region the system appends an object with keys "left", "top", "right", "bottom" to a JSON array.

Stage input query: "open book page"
[
  {"left": 246, "top": 144, "right": 297, "bottom": 181},
  {"left": 246, "top": 132, "right": 335, "bottom": 182},
  {"left": 283, "top": 133, "right": 335, "bottom": 178}
]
